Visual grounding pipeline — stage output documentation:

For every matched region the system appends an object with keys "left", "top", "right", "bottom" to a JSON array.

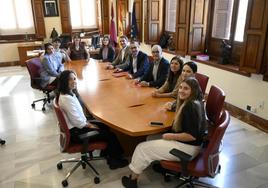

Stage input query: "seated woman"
[
  {"left": 57, "top": 70, "right": 128, "bottom": 169},
  {"left": 121, "top": 77, "right": 206, "bottom": 188},
  {"left": 40, "top": 43, "right": 64, "bottom": 88},
  {"left": 68, "top": 35, "right": 89, "bottom": 61},
  {"left": 164, "top": 61, "right": 198, "bottom": 111},
  {"left": 152, "top": 56, "right": 183, "bottom": 98},
  {"left": 97, "top": 35, "right": 115, "bottom": 62}
]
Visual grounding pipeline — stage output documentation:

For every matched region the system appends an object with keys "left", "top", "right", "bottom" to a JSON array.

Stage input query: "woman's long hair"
[
  {"left": 167, "top": 56, "right": 184, "bottom": 92},
  {"left": 172, "top": 77, "right": 204, "bottom": 132},
  {"left": 57, "top": 70, "right": 77, "bottom": 96}
]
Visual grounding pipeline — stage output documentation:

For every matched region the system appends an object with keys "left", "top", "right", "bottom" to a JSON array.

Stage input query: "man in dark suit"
[
  {"left": 116, "top": 40, "right": 149, "bottom": 79},
  {"left": 137, "top": 45, "right": 169, "bottom": 88}
]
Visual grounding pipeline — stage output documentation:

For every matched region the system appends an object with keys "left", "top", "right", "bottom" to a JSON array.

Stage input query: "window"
[
  {"left": 69, "top": 0, "right": 97, "bottom": 30},
  {"left": 165, "top": 0, "right": 177, "bottom": 32},
  {"left": 0, "top": 0, "right": 35, "bottom": 35},
  {"left": 234, "top": 0, "right": 249, "bottom": 42},
  {"left": 212, "top": 0, "right": 234, "bottom": 40}
]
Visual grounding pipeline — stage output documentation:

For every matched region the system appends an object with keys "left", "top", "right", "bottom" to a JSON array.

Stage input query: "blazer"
[
  {"left": 111, "top": 46, "right": 131, "bottom": 69},
  {"left": 98, "top": 46, "right": 115, "bottom": 62},
  {"left": 124, "top": 51, "right": 149, "bottom": 79},
  {"left": 40, "top": 54, "right": 64, "bottom": 88},
  {"left": 141, "top": 57, "right": 169, "bottom": 88}
]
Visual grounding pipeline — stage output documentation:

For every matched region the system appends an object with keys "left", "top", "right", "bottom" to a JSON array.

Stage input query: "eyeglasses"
[{"left": 152, "top": 51, "right": 159, "bottom": 54}]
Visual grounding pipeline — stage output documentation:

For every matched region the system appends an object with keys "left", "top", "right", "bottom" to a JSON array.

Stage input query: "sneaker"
[
  {"left": 121, "top": 175, "right": 137, "bottom": 188},
  {"left": 108, "top": 158, "right": 129, "bottom": 170}
]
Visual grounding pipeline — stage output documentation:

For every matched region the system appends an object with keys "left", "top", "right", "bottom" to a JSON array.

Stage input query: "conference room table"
[{"left": 65, "top": 59, "right": 175, "bottom": 151}]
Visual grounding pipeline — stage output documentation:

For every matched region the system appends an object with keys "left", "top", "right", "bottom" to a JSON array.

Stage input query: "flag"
[
  {"left": 109, "top": 3, "right": 117, "bottom": 47},
  {"left": 131, "top": 3, "right": 138, "bottom": 40},
  {"left": 118, "top": 1, "right": 124, "bottom": 37}
]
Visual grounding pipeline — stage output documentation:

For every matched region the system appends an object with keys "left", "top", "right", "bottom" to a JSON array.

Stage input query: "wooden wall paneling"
[
  {"left": 262, "top": 32, "right": 268, "bottom": 81},
  {"left": 97, "top": 0, "right": 102, "bottom": 34},
  {"left": 144, "top": 0, "right": 148, "bottom": 42},
  {"left": 147, "top": 0, "right": 164, "bottom": 43},
  {"left": 32, "top": 0, "right": 46, "bottom": 38},
  {"left": 59, "top": 0, "right": 71, "bottom": 34},
  {"left": 188, "top": 0, "right": 209, "bottom": 55},
  {"left": 175, "top": 0, "right": 190, "bottom": 55},
  {"left": 240, "top": 0, "right": 268, "bottom": 73},
  {"left": 134, "top": 0, "right": 142, "bottom": 41},
  {"left": 102, "top": 0, "right": 110, "bottom": 34}
]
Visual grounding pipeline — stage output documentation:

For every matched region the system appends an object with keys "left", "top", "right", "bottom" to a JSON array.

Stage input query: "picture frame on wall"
[{"left": 43, "top": 0, "right": 59, "bottom": 17}]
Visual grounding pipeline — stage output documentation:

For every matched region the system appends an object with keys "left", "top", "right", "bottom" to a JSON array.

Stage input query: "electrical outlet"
[
  {"left": 246, "top": 105, "right": 251, "bottom": 111},
  {"left": 246, "top": 105, "right": 257, "bottom": 113}
]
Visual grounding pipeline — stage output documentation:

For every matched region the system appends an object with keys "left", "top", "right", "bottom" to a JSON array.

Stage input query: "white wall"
[
  {"left": 0, "top": 43, "right": 20, "bottom": 62},
  {"left": 140, "top": 44, "right": 268, "bottom": 121}
]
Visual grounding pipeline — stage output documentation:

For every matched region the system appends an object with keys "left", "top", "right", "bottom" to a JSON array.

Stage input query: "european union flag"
[{"left": 131, "top": 3, "right": 138, "bottom": 40}]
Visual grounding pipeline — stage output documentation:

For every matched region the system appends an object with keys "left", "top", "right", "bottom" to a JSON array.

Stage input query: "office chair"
[
  {"left": 160, "top": 85, "right": 227, "bottom": 188},
  {"left": 0, "top": 138, "right": 5, "bottom": 145},
  {"left": 26, "top": 58, "right": 56, "bottom": 111},
  {"left": 160, "top": 110, "right": 230, "bottom": 188},
  {"left": 195, "top": 72, "right": 209, "bottom": 95},
  {"left": 53, "top": 98, "right": 107, "bottom": 187}
]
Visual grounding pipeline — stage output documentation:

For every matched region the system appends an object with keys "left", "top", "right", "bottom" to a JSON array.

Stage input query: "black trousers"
[{"left": 69, "top": 121, "right": 124, "bottom": 159}]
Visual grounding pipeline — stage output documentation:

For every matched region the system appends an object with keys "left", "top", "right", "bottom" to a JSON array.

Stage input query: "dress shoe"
[{"left": 122, "top": 175, "right": 137, "bottom": 188}]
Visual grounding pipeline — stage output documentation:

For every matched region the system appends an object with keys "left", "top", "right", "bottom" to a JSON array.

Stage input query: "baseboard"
[
  {"left": 224, "top": 102, "right": 268, "bottom": 133},
  {"left": 0, "top": 61, "right": 19, "bottom": 67}
]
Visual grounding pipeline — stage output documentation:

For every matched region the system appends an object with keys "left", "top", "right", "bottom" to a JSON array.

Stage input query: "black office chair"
[{"left": 26, "top": 57, "right": 56, "bottom": 111}]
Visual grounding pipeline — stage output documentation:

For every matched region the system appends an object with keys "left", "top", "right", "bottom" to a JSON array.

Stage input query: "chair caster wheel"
[
  {"left": 42, "top": 107, "right": 46, "bottom": 111},
  {"left": 82, "top": 163, "right": 86, "bottom": 169},
  {"left": 57, "top": 163, "right": 63, "bottom": 170},
  {"left": 94, "top": 177, "right": 100, "bottom": 184},
  {"left": 31, "top": 103, "right": 35, "bottom": 108},
  {"left": 62, "top": 180, "right": 68, "bottom": 187},
  {"left": 0, "top": 139, "right": 5, "bottom": 145}
]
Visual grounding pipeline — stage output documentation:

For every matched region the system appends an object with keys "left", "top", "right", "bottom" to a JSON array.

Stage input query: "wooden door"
[
  {"left": 144, "top": 0, "right": 148, "bottom": 42},
  {"left": 32, "top": 0, "right": 46, "bottom": 38},
  {"left": 59, "top": 0, "right": 71, "bottom": 34},
  {"left": 188, "top": 0, "right": 209, "bottom": 55},
  {"left": 146, "top": 0, "right": 164, "bottom": 44},
  {"left": 133, "top": 0, "right": 143, "bottom": 41},
  {"left": 175, "top": 0, "right": 190, "bottom": 55},
  {"left": 240, "top": 0, "right": 268, "bottom": 73}
]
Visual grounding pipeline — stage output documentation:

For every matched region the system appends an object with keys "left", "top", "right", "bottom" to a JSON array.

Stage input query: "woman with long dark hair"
[
  {"left": 152, "top": 56, "right": 184, "bottom": 98},
  {"left": 57, "top": 70, "right": 128, "bottom": 169}
]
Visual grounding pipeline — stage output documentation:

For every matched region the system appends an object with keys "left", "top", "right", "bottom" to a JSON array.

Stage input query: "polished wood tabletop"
[{"left": 65, "top": 59, "right": 174, "bottom": 136}]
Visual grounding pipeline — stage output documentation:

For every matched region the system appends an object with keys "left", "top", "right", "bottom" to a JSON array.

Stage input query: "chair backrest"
[
  {"left": 53, "top": 97, "right": 71, "bottom": 152},
  {"left": 26, "top": 57, "right": 42, "bottom": 89},
  {"left": 203, "top": 110, "right": 230, "bottom": 177},
  {"left": 206, "top": 85, "right": 225, "bottom": 126},
  {"left": 195, "top": 72, "right": 209, "bottom": 95}
]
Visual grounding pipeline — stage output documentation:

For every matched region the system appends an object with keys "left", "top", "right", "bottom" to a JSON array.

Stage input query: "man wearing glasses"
[{"left": 136, "top": 45, "right": 169, "bottom": 88}]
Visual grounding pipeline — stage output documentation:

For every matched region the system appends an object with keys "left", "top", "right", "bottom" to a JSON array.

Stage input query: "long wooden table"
[{"left": 65, "top": 59, "right": 174, "bottom": 137}]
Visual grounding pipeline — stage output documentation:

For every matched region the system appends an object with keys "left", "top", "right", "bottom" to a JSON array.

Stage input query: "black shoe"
[
  {"left": 122, "top": 175, "right": 137, "bottom": 188},
  {"left": 108, "top": 158, "right": 129, "bottom": 170}
]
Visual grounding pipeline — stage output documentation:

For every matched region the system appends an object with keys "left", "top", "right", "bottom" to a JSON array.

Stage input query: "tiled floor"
[{"left": 0, "top": 66, "right": 268, "bottom": 188}]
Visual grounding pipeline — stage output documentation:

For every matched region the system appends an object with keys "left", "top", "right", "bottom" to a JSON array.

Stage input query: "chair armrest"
[
  {"left": 170, "top": 148, "right": 194, "bottom": 176},
  {"left": 170, "top": 148, "right": 194, "bottom": 162},
  {"left": 78, "top": 130, "right": 99, "bottom": 140}
]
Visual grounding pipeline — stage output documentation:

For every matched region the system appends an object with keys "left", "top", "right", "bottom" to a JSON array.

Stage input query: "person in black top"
[
  {"left": 121, "top": 77, "right": 206, "bottom": 188},
  {"left": 97, "top": 35, "right": 115, "bottom": 62}
]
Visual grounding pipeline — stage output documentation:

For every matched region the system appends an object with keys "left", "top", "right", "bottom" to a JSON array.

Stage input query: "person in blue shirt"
[{"left": 40, "top": 43, "right": 64, "bottom": 88}]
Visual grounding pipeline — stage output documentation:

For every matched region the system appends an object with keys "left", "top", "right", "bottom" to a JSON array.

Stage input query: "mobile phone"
[{"left": 150, "top": 121, "right": 164, "bottom": 126}]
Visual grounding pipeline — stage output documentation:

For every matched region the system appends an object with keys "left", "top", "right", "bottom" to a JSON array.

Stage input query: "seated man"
[
  {"left": 106, "top": 35, "right": 131, "bottom": 70},
  {"left": 53, "top": 37, "right": 71, "bottom": 63},
  {"left": 116, "top": 40, "right": 149, "bottom": 80},
  {"left": 137, "top": 45, "right": 169, "bottom": 88}
]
